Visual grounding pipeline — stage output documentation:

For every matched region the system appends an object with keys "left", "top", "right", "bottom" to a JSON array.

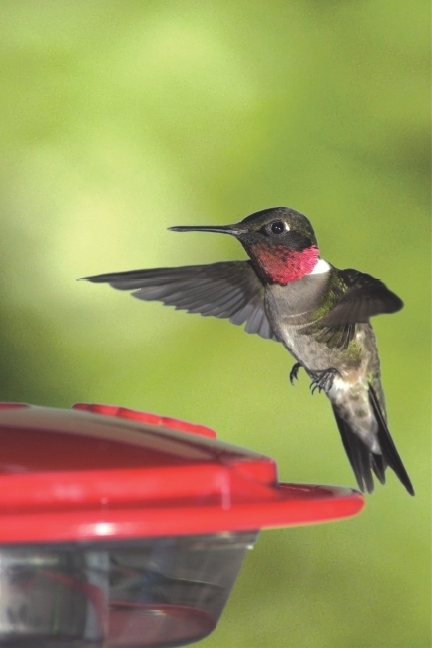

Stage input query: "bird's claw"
[
  {"left": 289, "top": 362, "right": 302, "bottom": 386},
  {"left": 309, "top": 368, "right": 341, "bottom": 394}
]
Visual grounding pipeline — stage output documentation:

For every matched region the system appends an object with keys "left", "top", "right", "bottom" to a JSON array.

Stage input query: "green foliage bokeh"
[{"left": 0, "top": 2, "right": 430, "bottom": 647}]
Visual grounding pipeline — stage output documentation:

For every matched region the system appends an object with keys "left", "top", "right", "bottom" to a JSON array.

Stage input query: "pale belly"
[
  {"left": 263, "top": 278, "right": 386, "bottom": 448},
  {"left": 272, "top": 323, "right": 369, "bottom": 375},
  {"left": 264, "top": 281, "right": 378, "bottom": 380},
  {"left": 271, "top": 318, "right": 385, "bottom": 443}
]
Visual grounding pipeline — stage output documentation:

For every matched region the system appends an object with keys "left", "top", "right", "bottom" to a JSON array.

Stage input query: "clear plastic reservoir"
[{"left": 0, "top": 531, "right": 258, "bottom": 648}]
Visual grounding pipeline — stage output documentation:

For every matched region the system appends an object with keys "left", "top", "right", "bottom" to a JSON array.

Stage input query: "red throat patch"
[{"left": 248, "top": 244, "right": 319, "bottom": 284}]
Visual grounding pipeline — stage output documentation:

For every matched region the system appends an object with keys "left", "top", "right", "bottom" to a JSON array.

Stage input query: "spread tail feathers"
[{"left": 332, "top": 386, "right": 414, "bottom": 495}]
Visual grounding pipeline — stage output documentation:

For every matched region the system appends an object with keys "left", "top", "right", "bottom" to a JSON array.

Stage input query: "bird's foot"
[
  {"left": 309, "top": 367, "right": 341, "bottom": 395},
  {"left": 289, "top": 362, "right": 302, "bottom": 386}
]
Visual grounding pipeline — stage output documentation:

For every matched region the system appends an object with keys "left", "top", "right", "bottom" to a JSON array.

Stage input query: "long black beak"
[{"left": 168, "top": 224, "right": 246, "bottom": 236}]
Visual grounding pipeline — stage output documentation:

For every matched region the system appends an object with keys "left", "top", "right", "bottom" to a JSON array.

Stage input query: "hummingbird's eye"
[{"left": 270, "top": 220, "right": 285, "bottom": 235}]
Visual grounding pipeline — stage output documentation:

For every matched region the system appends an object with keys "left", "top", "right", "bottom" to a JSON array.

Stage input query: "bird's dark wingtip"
[
  {"left": 332, "top": 386, "right": 414, "bottom": 496},
  {"left": 79, "top": 275, "right": 103, "bottom": 283},
  {"left": 331, "top": 404, "right": 375, "bottom": 494},
  {"left": 78, "top": 272, "right": 126, "bottom": 284},
  {"left": 368, "top": 384, "right": 415, "bottom": 496}
]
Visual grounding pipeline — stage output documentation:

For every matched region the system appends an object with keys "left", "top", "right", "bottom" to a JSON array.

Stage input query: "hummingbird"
[{"left": 84, "top": 206, "right": 414, "bottom": 495}]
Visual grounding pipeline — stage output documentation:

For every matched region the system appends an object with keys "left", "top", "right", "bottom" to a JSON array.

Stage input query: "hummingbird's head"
[{"left": 170, "top": 207, "right": 321, "bottom": 284}]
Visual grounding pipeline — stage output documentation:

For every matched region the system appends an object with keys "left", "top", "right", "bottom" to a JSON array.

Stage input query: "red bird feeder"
[{"left": 0, "top": 402, "right": 364, "bottom": 647}]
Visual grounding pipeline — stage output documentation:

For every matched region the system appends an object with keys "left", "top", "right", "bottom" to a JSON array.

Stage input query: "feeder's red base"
[{"left": 0, "top": 402, "right": 365, "bottom": 544}]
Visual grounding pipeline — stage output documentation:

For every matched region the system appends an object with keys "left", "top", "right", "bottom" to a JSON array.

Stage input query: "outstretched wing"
[
  {"left": 321, "top": 269, "right": 403, "bottom": 326},
  {"left": 84, "top": 261, "right": 278, "bottom": 341},
  {"left": 309, "top": 268, "right": 403, "bottom": 350}
]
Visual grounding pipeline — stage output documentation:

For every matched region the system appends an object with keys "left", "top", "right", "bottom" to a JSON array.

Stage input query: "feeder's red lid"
[{"left": 0, "top": 403, "right": 364, "bottom": 544}]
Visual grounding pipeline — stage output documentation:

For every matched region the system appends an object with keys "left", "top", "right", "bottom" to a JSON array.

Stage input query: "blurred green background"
[{"left": 0, "top": 1, "right": 430, "bottom": 646}]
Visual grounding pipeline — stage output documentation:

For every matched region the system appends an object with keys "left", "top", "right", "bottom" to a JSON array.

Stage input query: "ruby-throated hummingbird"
[{"left": 84, "top": 206, "right": 414, "bottom": 495}]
